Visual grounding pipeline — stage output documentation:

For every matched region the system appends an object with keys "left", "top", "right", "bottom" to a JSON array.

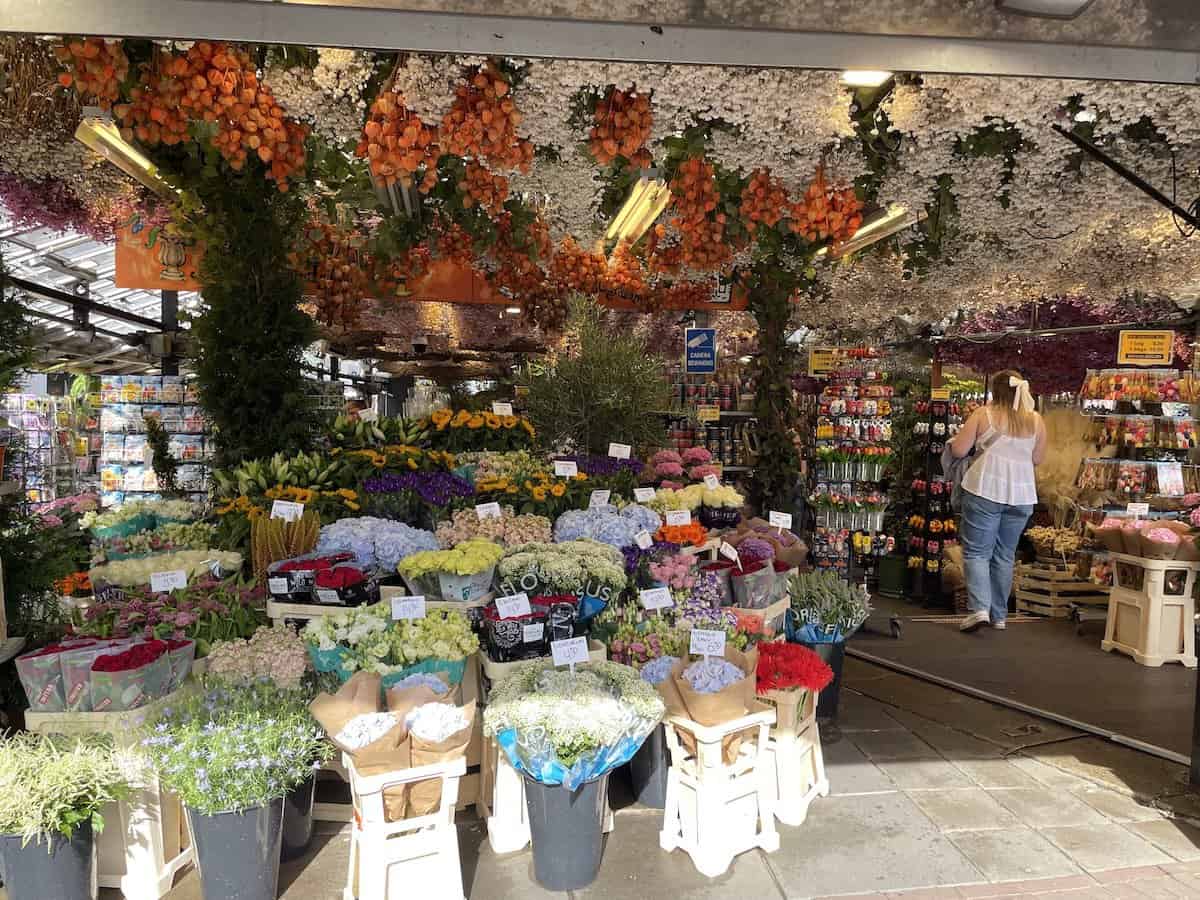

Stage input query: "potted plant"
[
  {"left": 483, "top": 660, "right": 664, "bottom": 890},
  {"left": 0, "top": 733, "right": 130, "bottom": 900},
  {"left": 139, "top": 682, "right": 332, "bottom": 900},
  {"left": 784, "top": 570, "right": 872, "bottom": 720}
]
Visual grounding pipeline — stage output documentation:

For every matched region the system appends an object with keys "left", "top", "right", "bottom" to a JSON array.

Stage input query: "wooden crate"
[{"left": 1014, "top": 561, "right": 1110, "bottom": 619}]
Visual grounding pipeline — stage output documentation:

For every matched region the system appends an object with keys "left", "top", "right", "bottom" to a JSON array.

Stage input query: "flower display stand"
[
  {"left": 342, "top": 752, "right": 466, "bottom": 900},
  {"left": 25, "top": 689, "right": 194, "bottom": 900},
  {"left": 1101, "top": 553, "right": 1199, "bottom": 668},
  {"left": 759, "top": 688, "right": 829, "bottom": 826},
  {"left": 659, "top": 706, "right": 780, "bottom": 877}
]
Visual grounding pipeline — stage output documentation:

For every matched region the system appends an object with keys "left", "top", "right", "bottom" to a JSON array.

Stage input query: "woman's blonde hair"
[{"left": 988, "top": 369, "right": 1038, "bottom": 437}]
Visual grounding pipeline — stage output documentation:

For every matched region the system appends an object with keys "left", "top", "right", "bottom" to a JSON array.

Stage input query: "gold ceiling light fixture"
[
  {"left": 74, "top": 113, "right": 178, "bottom": 199},
  {"left": 840, "top": 71, "right": 893, "bottom": 88},
  {"left": 603, "top": 172, "right": 671, "bottom": 247},
  {"left": 828, "top": 205, "right": 921, "bottom": 259}
]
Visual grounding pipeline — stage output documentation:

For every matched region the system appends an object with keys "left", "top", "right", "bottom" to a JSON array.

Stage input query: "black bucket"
[
  {"left": 799, "top": 640, "right": 846, "bottom": 720},
  {"left": 0, "top": 821, "right": 94, "bottom": 900},
  {"left": 281, "top": 774, "right": 316, "bottom": 861},
  {"left": 524, "top": 773, "right": 610, "bottom": 891},
  {"left": 187, "top": 798, "right": 284, "bottom": 900},
  {"left": 628, "top": 724, "right": 668, "bottom": 809}
]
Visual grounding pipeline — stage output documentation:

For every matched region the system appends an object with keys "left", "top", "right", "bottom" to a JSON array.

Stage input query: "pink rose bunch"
[
  {"left": 689, "top": 464, "right": 720, "bottom": 481},
  {"left": 649, "top": 552, "right": 698, "bottom": 591},
  {"left": 655, "top": 461, "right": 684, "bottom": 478},
  {"left": 681, "top": 447, "right": 712, "bottom": 465},
  {"left": 652, "top": 450, "right": 682, "bottom": 466}
]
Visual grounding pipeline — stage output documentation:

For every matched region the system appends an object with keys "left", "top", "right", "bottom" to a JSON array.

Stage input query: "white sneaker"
[
  {"left": 960, "top": 611, "right": 990, "bottom": 633},
  {"left": 993, "top": 620, "right": 1006, "bottom": 630}
]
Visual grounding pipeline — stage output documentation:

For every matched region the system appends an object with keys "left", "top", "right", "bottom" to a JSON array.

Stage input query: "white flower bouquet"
[{"left": 495, "top": 540, "right": 628, "bottom": 618}]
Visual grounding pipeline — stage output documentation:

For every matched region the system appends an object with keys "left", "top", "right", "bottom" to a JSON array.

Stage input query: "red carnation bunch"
[
  {"left": 756, "top": 642, "right": 834, "bottom": 695},
  {"left": 314, "top": 566, "right": 366, "bottom": 590},
  {"left": 92, "top": 640, "right": 168, "bottom": 673},
  {"left": 277, "top": 553, "right": 353, "bottom": 573}
]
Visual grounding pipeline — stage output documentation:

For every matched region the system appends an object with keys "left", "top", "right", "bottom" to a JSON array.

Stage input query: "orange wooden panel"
[{"left": 113, "top": 222, "right": 203, "bottom": 291}]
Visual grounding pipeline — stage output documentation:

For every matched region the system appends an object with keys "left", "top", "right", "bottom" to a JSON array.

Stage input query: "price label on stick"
[
  {"left": 492, "top": 402, "right": 514, "bottom": 417},
  {"left": 665, "top": 509, "right": 692, "bottom": 527},
  {"left": 475, "top": 502, "right": 502, "bottom": 520},
  {"left": 634, "top": 487, "right": 656, "bottom": 503},
  {"left": 391, "top": 596, "right": 426, "bottom": 620},
  {"left": 522, "top": 623, "right": 545, "bottom": 643},
  {"left": 703, "top": 474, "right": 721, "bottom": 490},
  {"left": 640, "top": 587, "right": 674, "bottom": 611},
  {"left": 270, "top": 500, "right": 304, "bottom": 522},
  {"left": 690, "top": 629, "right": 726, "bottom": 657},
  {"left": 635, "top": 530, "right": 653, "bottom": 550},
  {"left": 589, "top": 490, "right": 611, "bottom": 508},
  {"left": 554, "top": 460, "right": 578, "bottom": 478},
  {"left": 495, "top": 592, "right": 532, "bottom": 619},
  {"left": 719, "top": 541, "right": 741, "bottom": 569},
  {"left": 768, "top": 510, "right": 793, "bottom": 531},
  {"left": 608, "top": 442, "right": 632, "bottom": 460},
  {"left": 150, "top": 570, "right": 188, "bottom": 593},
  {"left": 551, "top": 636, "right": 590, "bottom": 668},
  {"left": 1127, "top": 502, "right": 1150, "bottom": 519}
]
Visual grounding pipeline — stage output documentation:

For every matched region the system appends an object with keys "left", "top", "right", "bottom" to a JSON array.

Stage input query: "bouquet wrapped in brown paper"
[
  {"left": 399, "top": 699, "right": 476, "bottom": 815},
  {"left": 657, "top": 646, "right": 759, "bottom": 763},
  {"left": 729, "top": 519, "right": 808, "bottom": 570}
]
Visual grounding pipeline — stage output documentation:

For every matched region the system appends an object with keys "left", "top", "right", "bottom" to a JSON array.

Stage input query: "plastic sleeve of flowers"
[
  {"left": 683, "top": 657, "right": 745, "bottom": 694},
  {"left": 496, "top": 727, "right": 651, "bottom": 791},
  {"left": 388, "top": 672, "right": 448, "bottom": 693},
  {"left": 335, "top": 712, "right": 400, "bottom": 749},
  {"left": 786, "top": 610, "right": 845, "bottom": 644},
  {"left": 639, "top": 655, "right": 679, "bottom": 685},
  {"left": 405, "top": 702, "right": 469, "bottom": 743}
]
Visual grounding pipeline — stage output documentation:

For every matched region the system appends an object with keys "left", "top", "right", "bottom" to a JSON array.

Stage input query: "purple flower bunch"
[
  {"left": 737, "top": 537, "right": 777, "bottom": 563},
  {"left": 622, "top": 540, "right": 681, "bottom": 575},
  {"left": 363, "top": 471, "right": 474, "bottom": 507}
]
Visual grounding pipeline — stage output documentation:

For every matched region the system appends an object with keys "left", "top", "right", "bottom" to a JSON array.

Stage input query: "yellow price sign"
[
  {"left": 808, "top": 346, "right": 840, "bottom": 377},
  {"left": 696, "top": 404, "right": 721, "bottom": 423},
  {"left": 930, "top": 388, "right": 951, "bottom": 401},
  {"left": 1117, "top": 330, "right": 1174, "bottom": 367}
]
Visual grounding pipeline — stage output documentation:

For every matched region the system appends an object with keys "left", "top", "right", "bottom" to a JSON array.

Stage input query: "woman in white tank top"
[{"left": 948, "top": 370, "right": 1047, "bottom": 633}]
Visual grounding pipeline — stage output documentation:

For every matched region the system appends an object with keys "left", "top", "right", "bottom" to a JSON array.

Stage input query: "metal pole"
[{"left": 161, "top": 289, "right": 178, "bottom": 376}]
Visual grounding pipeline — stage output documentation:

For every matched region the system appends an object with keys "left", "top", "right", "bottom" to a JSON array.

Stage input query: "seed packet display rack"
[{"left": 906, "top": 396, "right": 954, "bottom": 604}]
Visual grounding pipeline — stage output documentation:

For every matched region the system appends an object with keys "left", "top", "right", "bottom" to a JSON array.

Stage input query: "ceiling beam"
[
  {"left": 8, "top": 275, "right": 163, "bottom": 330},
  {"left": 2, "top": 0, "right": 1199, "bottom": 84}
]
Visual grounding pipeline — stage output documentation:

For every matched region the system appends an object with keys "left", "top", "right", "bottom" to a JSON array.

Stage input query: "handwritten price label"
[
  {"left": 1126, "top": 502, "right": 1150, "bottom": 518},
  {"left": 492, "top": 402, "right": 514, "bottom": 417},
  {"left": 475, "top": 502, "right": 502, "bottom": 520},
  {"left": 635, "top": 530, "right": 653, "bottom": 550},
  {"left": 267, "top": 577, "right": 289, "bottom": 595},
  {"left": 634, "top": 487, "right": 656, "bottom": 503},
  {"left": 523, "top": 623, "right": 545, "bottom": 643},
  {"left": 719, "top": 541, "right": 741, "bottom": 567},
  {"left": 703, "top": 474, "right": 721, "bottom": 490},
  {"left": 315, "top": 589, "right": 341, "bottom": 605},
  {"left": 150, "top": 570, "right": 188, "bottom": 592},
  {"left": 639, "top": 587, "right": 674, "bottom": 611},
  {"left": 589, "top": 490, "right": 611, "bottom": 508},
  {"left": 554, "top": 460, "right": 578, "bottom": 478},
  {"left": 270, "top": 500, "right": 305, "bottom": 522},
  {"left": 608, "top": 442, "right": 632, "bottom": 459},
  {"left": 768, "top": 510, "right": 793, "bottom": 530},
  {"left": 495, "top": 592, "right": 532, "bottom": 619},
  {"left": 391, "top": 596, "right": 426, "bottom": 620},
  {"left": 690, "top": 629, "right": 726, "bottom": 657},
  {"left": 665, "top": 509, "right": 692, "bottom": 527},
  {"left": 551, "top": 636, "right": 590, "bottom": 667}
]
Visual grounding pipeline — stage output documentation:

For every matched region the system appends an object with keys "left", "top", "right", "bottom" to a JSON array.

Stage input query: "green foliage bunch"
[{"left": 0, "top": 252, "right": 35, "bottom": 393}]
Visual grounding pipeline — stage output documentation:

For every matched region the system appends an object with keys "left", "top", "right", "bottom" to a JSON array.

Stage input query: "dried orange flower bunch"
[
  {"left": 459, "top": 161, "right": 509, "bottom": 214},
  {"left": 602, "top": 239, "right": 649, "bottom": 302},
  {"left": 740, "top": 168, "right": 789, "bottom": 234},
  {"left": 373, "top": 245, "right": 431, "bottom": 296},
  {"left": 549, "top": 236, "right": 607, "bottom": 294},
  {"left": 589, "top": 85, "right": 652, "bottom": 167},
  {"left": 439, "top": 61, "right": 533, "bottom": 173},
  {"left": 668, "top": 156, "right": 732, "bottom": 270},
  {"left": 55, "top": 38, "right": 129, "bottom": 109},
  {"left": 291, "top": 223, "right": 369, "bottom": 328},
  {"left": 357, "top": 91, "right": 440, "bottom": 192},
  {"left": 116, "top": 51, "right": 190, "bottom": 146},
  {"left": 790, "top": 168, "right": 864, "bottom": 244},
  {"left": 436, "top": 222, "right": 477, "bottom": 268}
]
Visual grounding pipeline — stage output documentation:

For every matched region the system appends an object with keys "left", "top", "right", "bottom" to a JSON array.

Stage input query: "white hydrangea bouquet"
[
  {"left": 483, "top": 660, "right": 664, "bottom": 789},
  {"left": 495, "top": 540, "right": 628, "bottom": 619}
]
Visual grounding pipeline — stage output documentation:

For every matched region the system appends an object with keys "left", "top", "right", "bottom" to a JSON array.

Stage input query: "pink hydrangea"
[
  {"left": 1189, "top": 507, "right": 1200, "bottom": 529},
  {"left": 681, "top": 447, "right": 712, "bottom": 465},
  {"left": 652, "top": 450, "right": 682, "bottom": 466},
  {"left": 689, "top": 464, "right": 720, "bottom": 481},
  {"left": 655, "top": 462, "right": 684, "bottom": 478}
]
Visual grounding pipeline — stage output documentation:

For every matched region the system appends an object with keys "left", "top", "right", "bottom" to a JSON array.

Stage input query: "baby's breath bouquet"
[{"left": 483, "top": 660, "right": 663, "bottom": 789}]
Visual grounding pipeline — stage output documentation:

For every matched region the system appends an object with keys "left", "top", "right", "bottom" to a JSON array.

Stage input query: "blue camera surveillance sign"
[{"left": 684, "top": 327, "right": 717, "bottom": 374}]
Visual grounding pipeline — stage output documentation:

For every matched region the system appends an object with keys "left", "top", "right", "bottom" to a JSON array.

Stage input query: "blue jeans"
[{"left": 960, "top": 491, "right": 1033, "bottom": 622}]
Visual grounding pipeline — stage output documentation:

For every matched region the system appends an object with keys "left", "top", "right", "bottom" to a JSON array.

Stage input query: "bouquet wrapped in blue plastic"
[
  {"left": 784, "top": 570, "right": 872, "bottom": 644},
  {"left": 483, "top": 660, "right": 664, "bottom": 789}
]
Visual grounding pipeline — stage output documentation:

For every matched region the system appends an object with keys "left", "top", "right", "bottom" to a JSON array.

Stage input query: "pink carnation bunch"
[
  {"left": 649, "top": 552, "right": 698, "bottom": 591},
  {"left": 681, "top": 447, "right": 712, "bottom": 465},
  {"left": 652, "top": 450, "right": 682, "bottom": 466},
  {"left": 689, "top": 464, "right": 720, "bottom": 481}
]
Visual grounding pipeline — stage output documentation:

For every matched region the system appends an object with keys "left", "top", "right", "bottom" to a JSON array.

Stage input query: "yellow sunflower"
[
  {"left": 467, "top": 414, "right": 485, "bottom": 429},
  {"left": 484, "top": 412, "right": 501, "bottom": 429},
  {"left": 501, "top": 415, "right": 518, "bottom": 429},
  {"left": 532, "top": 487, "right": 548, "bottom": 501},
  {"left": 550, "top": 483, "right": 566, "bottom": 497},
  {"left": 431, "top": 409, "right": 452, "bottom": 429}
]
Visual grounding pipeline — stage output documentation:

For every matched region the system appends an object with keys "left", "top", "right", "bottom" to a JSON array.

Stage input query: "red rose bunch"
[
  {"left": 314, "top": 566, "right": 365, "bottom": 590},
  {"left": 276, "top": 554, "right": 352, "bottom": 573},
  {"left": 756, "top": 642, "right": 834, "bottom": 695},
  {"left": 92, "top": 640, "right": 168, "bottom": 673}
]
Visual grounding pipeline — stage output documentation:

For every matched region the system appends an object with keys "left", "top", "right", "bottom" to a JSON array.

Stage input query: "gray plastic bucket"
[
  {"left": 187, "top": 798, "right": 284, "bottom": 900},
  {"left": 0, "top": 821, "right": 94, "bottom": 900},
  {"left": 281, "top": 774, "right": 316, "bottom": 861},
  {"left": 628, "top": 724, "right": 668, "bottom": 809},
  {"left": 799, "top": 640, "right": 846, "bottom": 719},
  {"left": 524, "top": 773, "right": 610, "bottom": 891}
]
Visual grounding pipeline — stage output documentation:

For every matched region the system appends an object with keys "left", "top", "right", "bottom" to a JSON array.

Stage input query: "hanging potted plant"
[
  {"left": 139, "top": 682, "right": 332, "bottom": 900},
  {"left": 0, "top": 733, "right": 130, "bottom": 900},
  {"left": 483, "top": 660, "right": 664, "bottom": 890},
  {"left": 784, "top": 570, "right": 872, "bottom": 720}
]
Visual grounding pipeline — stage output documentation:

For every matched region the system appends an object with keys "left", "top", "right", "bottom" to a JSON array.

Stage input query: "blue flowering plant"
[{"left": 140, "top": 682, "right": 333, "bottom": 815}]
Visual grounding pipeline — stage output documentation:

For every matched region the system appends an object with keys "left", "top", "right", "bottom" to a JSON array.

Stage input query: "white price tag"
[
  {"left": 1127, "top": 502, "right": 1150, "bottom": 518},
  {"left": 690, "top": 629, "right": 726, "bottom": 657},
  {"left": 768, "top": 510, "right": 793, "bottom": 530},
  {"left": 703, "top": 474, "right": 721, "bottom": 490},
  {"left": 635, "top": 530, "right": 654, "bottom": 550},
  {"left": 665, "top": 509, "right": 692, "bottom": 527},
  {"left": 475, "top": 502, "right": 502, "bottom": 520},
  {"left": 391, "top": 596, "right": 426, "bottom": 620},
  {"left": 719, "top": 541, "right": 741, "bottom": 569},
  {"left": 551, "top": 636, "right": 590, "bottom": 667},
  {"left": 495, "top": 592, "right": 532, "bottom": 619},
  {"left": 633, "top": 487, "right": 656, "bottom": 503},
  {"left": 316, "top": 589, "right": 341, "bottom": 605},
  {"left": 608, "top": 442, "right": 632, "bottom": 459},
  {"left": 492, "top": 402, "right": 514, "bottom": 417},
  {"left": 554, "top": 460, "right": 578, "bottom": 478},
  {"left": 589, "top": 490, "right": 611, "bottom": 508},
  {"left": 270, "top": 500, "right": 305, "bottom": 522},
  {"left": 639, "top": 587, "right": 674, "bottom": 610},
  {"left": 150, "top": 570, "right": 188, "bottom": 592},
  {"left": 522, "top": 623, "right": 544, "bottom": 643},
  {"left": 267, "top": 577, "right": 289, "bottom": 595}
]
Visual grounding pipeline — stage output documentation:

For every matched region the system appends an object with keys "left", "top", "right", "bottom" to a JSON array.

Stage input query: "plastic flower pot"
[
  {"left": 186, "top": 799, "right": 284, "bottom": 900},
  {"left": 0, "top": 822, "right": 94, "bottom": 900},
  {"left": 280, "top": 774, "right": 316, "bottom": 862},
  {"left": 627, "top": 723, "right": 668, "bottom": 809},
  {"left": 795, "top": 640, "right": 846, "bottom": 720},
  {"left": 524, "top": 773, "right": 611, "bottom": 891},
  {"left": 436, "top": 565, "right": 496, "bottom": 603}
]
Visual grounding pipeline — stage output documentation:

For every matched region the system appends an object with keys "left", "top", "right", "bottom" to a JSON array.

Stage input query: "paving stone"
[
  {"left": 459, "top": 819, "right": 568, "bottom": 899},
  {"left": 824, "top": 732, "right": 900, "bottom": 795},
  {"left": 947, "top": 827, "right": 1081, "bottom": 881},
  {"left": 851, "top": 728, "right": 940, "bottom": 762},
  {"left": 1125, "top": 819, "right": 1200, "bottom": 862},
  {"left": 763, "top": 792, "right": 982, "bottom": 897},
  {"left": 955, "top": 874, "right": 1098, "bottom": 897},
  {"left": 875, "top": 758, "right": 975, "bottom": 790},
  {"left": 907, "top": 788, "right": 1020, "bottom": 832},
  {"left": 1041, "top": 823, "right": 1173, "bottom": 871},
  {"left": 886, "top": 709, "right": 1008, "bottom": 760},
  {"left": 1008, "top": 755, "right": 1094, "bottom": 791},
  {"left": 1072, "top": 787, "right": 1168, "bottom": 824},
  {"left": 988, "top": 788, "right": 1109, "bottom": 829},
  {"left": 837, "top": 690, "right": 909, "bottom": 733},
  {"left": 951, "top": 758, "right": 1043, "bottom": 790},
  {"left": 1026, "top": 738, "right": 1190, "bottom": 800}
]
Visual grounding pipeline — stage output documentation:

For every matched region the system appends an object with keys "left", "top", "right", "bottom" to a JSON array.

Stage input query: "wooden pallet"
[{"left": 1015, "top": 561, "right": 1109, "bottom": 619}]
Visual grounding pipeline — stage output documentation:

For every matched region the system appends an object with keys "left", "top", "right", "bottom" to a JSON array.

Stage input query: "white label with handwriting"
[
  {"left": 316, "top": 589, "right": 341, "bottom": 605},
  {"left": 634, "top": 487, "right": 656, "bottom": 503},
  {"left": 719, "top": 541, "right": 741, "bottom": 564},
  {"left": 495, "top": 592, "right": 532, "bottom": 619},
  {"left": 768, "top": 510, "right": 793, "bottom": 530},
  {"left": 665, "top": 509, "right": 692, "bottom": 527},
  {"left": 589, "top": 490, "right": 611, "bottom": 508},
  {"left": 554, "top": 460, "right": 578, "bottom": 477},
  {"left": 1127, "top": 502, "right": 1150, "bottom": 518},
  {"left": 391, "top": 596, "right": 426, "bottom": 620},
  {"left": 267, "top": 577, "right": 289, "bottom": 595},
  {"left": 150, "top": 570, "right": 188, "bottom": 592},
  {"left": 475, "top": 502, "right": 502, "bottom": 520},
  {"left": 492, "top": 402, "right": 514, "bottom": 417},
  {"left": 608, "top": 442, "right": 632, "bottom": 459},
  {"left": 551, "top": 636, "right": 590, "bottom": 667},
  {"left": 522, "top": 623, "right": 545, "bottom": 643},
  {"left": 703, "top": 474, "right": 721, "bottom": 490},
  {"left": 635, "top": 530, "right": 653, "bottom": 550},
  {"left": 270, "top": 500, "right": 304, "bottom": 523},
  {"left": 640, "top": 587, "right": 674, "bottom": 610},
  {"left": 690, "top": 629, "right": 726, "bottom": 657}
]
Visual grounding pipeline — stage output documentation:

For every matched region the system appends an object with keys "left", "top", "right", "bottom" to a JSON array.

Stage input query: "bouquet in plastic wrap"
[
  {"left": 483, "top": 660, "right": 663, "bottom": 789},
  {"left": 784, "top": 570, "right": 872, "bottom": 643}
]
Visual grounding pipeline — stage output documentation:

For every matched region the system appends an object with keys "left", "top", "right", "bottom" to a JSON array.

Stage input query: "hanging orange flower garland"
[
  {"left": 289, "top": 223, "right": 370, "bottom": 329},
  {"left": 54, "top": 38, "right": 128, "bottom": 109},
  {"left": 589, "top": 85, "right": 653, "bottom": 167},
  {"left": 356, "top": 90, "right": 440, "bottom": 192},
  {"left": 667, "top": 156, "right": 732, "bottom": 271},
  {"left": 740, "top": 168, "right": 790, "bottom": 235},
  {"left": 458, "top": 160, "right": 509, "bottom": 214},
  {"left": 439, "top": 61, "right": 533, "bottom": 174},
  {"left": 790, "top": 167, "right": 864, "bottom": 244}
]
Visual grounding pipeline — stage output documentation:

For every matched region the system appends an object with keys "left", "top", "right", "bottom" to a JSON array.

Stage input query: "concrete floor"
[{"left": 10, "top": 658, "right": 1200, "bottom": 900}]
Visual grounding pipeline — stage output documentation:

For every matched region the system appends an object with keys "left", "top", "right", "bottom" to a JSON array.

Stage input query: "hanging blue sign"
[{"left": 684, "top": 327, "right": 717, "bottom": 374}]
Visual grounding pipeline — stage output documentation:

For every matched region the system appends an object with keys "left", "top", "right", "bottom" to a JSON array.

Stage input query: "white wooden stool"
[
  {"left": 760, "top": 688, "right": 829, "bottom": 826},
  {"left": 659, "top": 706, "right": 780, "bottom": 877},
  {"left": 1102, "top": 554, "right": 1199, "bottom": 668},
  {"left": 343, "top": 753, "right": 466, "bottom": 900}
]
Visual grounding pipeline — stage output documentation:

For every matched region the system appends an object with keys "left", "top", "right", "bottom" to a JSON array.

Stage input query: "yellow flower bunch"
[
  {"left": 264, "top": 485, "right": 317, "bottom": 503},
  {"left": 430, "top": 409, "right": 453, "bottom": 430},
  {"left": 216, "top": 494, "right": 258, "bottom": 515}
]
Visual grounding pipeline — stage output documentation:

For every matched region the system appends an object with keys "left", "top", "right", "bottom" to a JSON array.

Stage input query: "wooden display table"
[
  {"left": 1015, "top": 560, "right": 1110, "bottom": 619},
  {"left": 1102, "top": 553, "right": 1199, "bottom": 668}
]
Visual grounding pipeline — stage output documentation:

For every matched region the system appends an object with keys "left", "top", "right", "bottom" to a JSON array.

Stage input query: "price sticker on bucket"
[
  {"left": 608, "top": 442, "right": 632, "bottom": 459},
  {"left": 1126, "top": 502, "right": 1150, "bottom": 519},
  {"left": 491, "top": 402, "right": 514, "bottom": 417},
  {"left": 391, "top": 596, "right": 426, "bottom": 620},
  {"left": 634, "top": 487, "right": 656, "bottom": 503},
  {"left": 554, "top": 460, "right": 578, "bottom": 478},
  {"left": 495, "top": 592, "right": 532, "bottom": 619},
  {"left": 270, "top": 500, "right": 305, "bottom": 522},
  {"left": 475, "top": 502, "right": 502, "bottom": 520},
  {"left": 639, "top": 587, "right": 674, "bottom": 611},
  {"left": 690, "top": 629, "right": 726, "bottom": 658},
  {"left": 267, "top": 577, "right": 289, "bottom": 595},
  {"left": 665, "top": 509, "right": 692, "bottom": 527},
  {"left": 719, "top": 541, "right": 741, "bottom": 569},
  {"left": 703, "top": 474, "right": 721, "bottom": 490},
  {"left": 551, "top": 636, "right": 590, "bottom": 668},
  {"left": 522, "top": 623, "right": 545, "bottom": 643},
  {"left": 768, "top": 510, "right": 793, "bottom": 532},
  {"left": 150, "top": 570, "right": 188, "bottom": 593},
  {"left": 316, "top": 589, "right": 341, "bottom": 605},
  {"left": 589, "top": 490, "right": 611, "bottom": 508},
  {"left": 634, "top": 530, "right": 654, "bottom": 550}
]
